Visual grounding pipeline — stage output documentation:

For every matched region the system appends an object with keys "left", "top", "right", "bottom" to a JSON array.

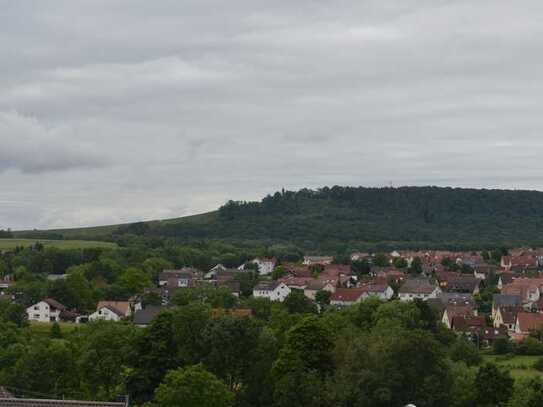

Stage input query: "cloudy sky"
[{"left": 2, "top": 0, "right": 543, "bottom": 229}]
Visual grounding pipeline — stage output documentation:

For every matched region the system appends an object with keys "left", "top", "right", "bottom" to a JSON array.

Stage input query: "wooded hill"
[{"left": 16, "top": 186, "right": 543, "bottom": 251}]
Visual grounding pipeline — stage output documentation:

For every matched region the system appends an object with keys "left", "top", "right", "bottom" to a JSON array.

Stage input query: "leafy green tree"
[
  {"left": 148, "top": 365, "right": 234, "bottom": 407},
  {"left": 449, "top": 338, "right": 481, "bottom": 366},
  {"left": 408, "top": 256, "right": 423, "bottom": 275},
  {"left": 283, "top": 290, "right": 317, "bottom": 314},
  {"left": 234, "top": 271, "right": 259, "bottom": 297},
  {"left": 372, "top": 253, "right": 389, "bottom": 267},
  {"left": 507, "top": 378, "right": 543, "bottom": 407},
  {"left": 475, "top": 363, "right": 513, "bottom": 407},
  {"left": 272, "top": 316, "right": 334, "bottom": 407},
  {"left": 142, "top": 258, "right": 174, "bottom": 282},
  {"left": 8, "top": 340, "right": 79, "bottom": 399},
  {"left": 393, "top": 257, "right": 408, "bottom": 269},
  {"left": 78, "top": 321, "right": 137, "bottom": 400},
  {"left": 0, "top": 300, "right": 27, "bottom": 327},
  {"left": 117, "top": 267, "right": 152, "bottom": 296},
  {"left": 315, "top": 290, "right": 331, "bottom": 309},
  {"left": 351, "top": 259, "right": 371, "bottom": 276},
  {"left": 201, "top": 315, "right": 261, "bottom": 391},
  {"left": 271, "top": 266, "right": 286, "bottom": 280},
  {"left": 127, "top": 311, "right": 183, "bottom": 403}
]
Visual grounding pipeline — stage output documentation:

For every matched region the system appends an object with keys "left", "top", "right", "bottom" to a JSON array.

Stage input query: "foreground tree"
[
  {"left": 148, "top": 365, "right": 234, "bottom": 407},
  {"left": 475, "top": 363, "right": 513, "bottom": 407}
]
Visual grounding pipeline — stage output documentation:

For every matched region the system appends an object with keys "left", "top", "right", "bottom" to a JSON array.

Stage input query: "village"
[{"left": 6, "top": 247, "right": 543, "bottom": 346}]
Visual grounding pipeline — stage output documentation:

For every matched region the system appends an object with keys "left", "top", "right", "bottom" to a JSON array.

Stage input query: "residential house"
[
  {"left": 442, "top": 305, "right": 476, "bottom": 329},
  {"left": 330, "top": 288, "right": 367, "bottom": 307},
  {"left": 398, "top": 278, "right": 441, "bottom": 301},
  {"left": 493, "top": 306, "right": 522, "bottom": 332},
  {"left": 473, "top": 264, "right": 498, "bottom": 280},
  {"left": 303, "top": 280, "right": 336, "bottom": 301},
  {"left": 26, "top": 298, "right": 69, "bottom": 323},
  {"left": 492, "top": 294, "right": 522, "bottom": 319},
  {"left": 436, "top": 272, "right": 480, "bottom": 295},
  {"left": 303, "top": 256, "right": 333, "bottom": 266},
  {"left": 497, "top": 273, "right": 514, "bottom": 290},
  {"left": 514, "top": 312, "right": 543, "bottom": 337},
  {"left": 159, "top": 269, "right": 199, "bottom": 288},
  {"left": 243, "top": 257, "right": 277, "bottom": 275},
  {"left": 252, "top": 281, "right": 291, "bottom": 302},
  {"left": 350, "top": 252, "right": 370, "bottom": 261},
  {"left": 501, "top": 255, "right": 537, "bottom": 271},
  {"left": 502, "top": 279, "right": 542, "bottom": 306},
  {"left": 89, "top": 301, "right": 132, "bottom": 322},
  {"left": 452, "top": 314, "right": 508, "bottom": 346},
  {"left": 361, "top": 283, "right": 394, "bottom": 301}
]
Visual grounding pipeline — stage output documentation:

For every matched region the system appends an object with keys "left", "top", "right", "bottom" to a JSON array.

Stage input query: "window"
[{"left": 34, "top": 306, "right": 39, "bottom": 310}]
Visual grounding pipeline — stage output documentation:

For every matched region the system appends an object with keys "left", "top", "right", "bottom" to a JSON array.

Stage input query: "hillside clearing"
[{"left": 0, "top": 239, "right": 117, "bottom": 250}]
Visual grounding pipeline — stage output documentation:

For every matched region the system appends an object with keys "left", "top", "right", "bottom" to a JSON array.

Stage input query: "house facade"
[
  {"left": 26, "top": 299, "right": 66, "bottom": 323},
  {"left": 398, "top": 278, "right": 441, "bottom": 301},
  {"left": 253, "top": 281, "right": 291, "bottom": 302}
]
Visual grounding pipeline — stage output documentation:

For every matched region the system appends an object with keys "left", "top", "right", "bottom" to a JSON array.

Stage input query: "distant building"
[
  {"left": 26, "top": 299, "right": 68, "bottom": 323},
  {"left": 303, "top": 256, "right": 334, "bottom": 266},
  {"left": 398, "top": 278, "right": 441, "bottom": 301},
  {"left": 253, "top": 281, "right": 290, "bottom": 302},
  {"left": 89, "top": 301, "right": 132, "bottom": 322}
]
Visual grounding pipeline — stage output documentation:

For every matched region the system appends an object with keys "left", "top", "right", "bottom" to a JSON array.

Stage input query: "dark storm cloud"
[{"left": 1, "top": 0, "right": 543, "bottom": 229}]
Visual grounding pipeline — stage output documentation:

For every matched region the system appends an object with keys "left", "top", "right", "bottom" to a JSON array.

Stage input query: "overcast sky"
[{"left": 2, "top": 0, "right": 543, "bottom": 230}]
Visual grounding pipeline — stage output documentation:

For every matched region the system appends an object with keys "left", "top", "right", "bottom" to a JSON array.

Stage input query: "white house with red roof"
[{"left": 89, "top": 301, "right": 132, "bottom": 322}]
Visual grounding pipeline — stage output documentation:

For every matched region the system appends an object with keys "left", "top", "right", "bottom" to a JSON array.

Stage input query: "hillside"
[{"left": 15, "top": 186, "right": 543, "bottom": 249}]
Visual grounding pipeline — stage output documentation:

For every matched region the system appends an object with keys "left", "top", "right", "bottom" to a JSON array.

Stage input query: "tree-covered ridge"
[{"left": 149, "top": 186, "right": 543, "bottom": 248}]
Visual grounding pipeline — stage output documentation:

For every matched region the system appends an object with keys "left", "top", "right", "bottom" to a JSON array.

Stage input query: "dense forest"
[{"left": 21, "top": 186, "right": 543, "bottom": 252}]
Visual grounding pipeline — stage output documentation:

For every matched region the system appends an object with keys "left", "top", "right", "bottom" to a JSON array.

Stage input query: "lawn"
[
  {"left": 28, "top": 321, "right": 80, "bottom": 338},
  {"left": 482, "top": 354, "right": 543, "bottom": 380},
  {"left": 0, "top": 239, "right": 117, "bottom": 250}
]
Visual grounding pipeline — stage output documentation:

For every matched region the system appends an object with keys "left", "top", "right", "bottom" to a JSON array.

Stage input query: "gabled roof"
[
  {"left": 516, "top": 312, "right": 543, "bottom": 333},
  {"left": 331, "top": 288, "right": 366, "bottom": 303},
  {"left": 253, "top": 281, "right": 283, "bottom": 292},
  {"left": 43, "top": 298, "right": 66, "bottom": 311},
  {"left": 399, "top": 278, "right": 438, "bottom": 295},
  {"left": 493, "top": 294, "right": 522, "bottom": 308},
  {"left": 133, "top": 306, "right": 165, "bottom": 325},
  {"left": 497, "top": 307, "right": 522, "bottom": 325},
  {"left": 96, "top": 301, "right": 130, "bottom": 316}
]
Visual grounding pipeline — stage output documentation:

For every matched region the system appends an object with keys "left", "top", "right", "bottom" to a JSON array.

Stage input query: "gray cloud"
[
  {"left": 1, "top": 0, "right": 543, "bottom": 229},
  {"left": 0, "top": 111, "right": 107, "bottom": 173}
]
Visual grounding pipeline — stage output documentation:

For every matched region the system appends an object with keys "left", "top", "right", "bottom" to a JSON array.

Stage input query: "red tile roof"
[{"left": 516, "top": 312, "right": 543, "bottom": 333}]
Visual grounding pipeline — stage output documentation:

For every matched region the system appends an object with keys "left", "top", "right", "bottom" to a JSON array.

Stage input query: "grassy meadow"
[
  {"left": 482, "top": 354, "right": 543, "bottom": 380},
  {"left": 0, "top": 239, "right": 117, "bottom": 250}
]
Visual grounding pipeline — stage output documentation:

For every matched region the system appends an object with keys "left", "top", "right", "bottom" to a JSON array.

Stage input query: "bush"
[
  {"left": 533, "top": 357, "right": 543, "bottom": 371},
  {"left": 493, "top": 338, "right": 512, "bottom": 355}
]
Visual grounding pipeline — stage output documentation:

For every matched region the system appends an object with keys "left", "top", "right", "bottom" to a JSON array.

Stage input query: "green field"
[
  {"left": 0, "top": 239, "right": 117, "bottom": 250},
  {"left": 482, "top": 354, "right": 543, "bottom": 380},
  {"left": 28, "top": 321, "right": 80, "bottom": 338}
]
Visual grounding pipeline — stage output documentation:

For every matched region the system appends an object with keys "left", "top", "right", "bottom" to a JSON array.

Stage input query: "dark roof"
[
  {"left": 0, "top": 398, "right": 125, "bottom": 407},
  {"left": 253, "top": 281, "right": 282, "bottom": 291},
  {"left": 133, "top": 306, "right": 165, "bottom": 326},
  {"left": 399, "top": 278, "right": 438, "bottom": 294},
  {"left": 493, "top": 294, "right": 522, "bottom": 308},
  {"left": 43, "top": 298, "right": 66, "bottom": 311}
]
